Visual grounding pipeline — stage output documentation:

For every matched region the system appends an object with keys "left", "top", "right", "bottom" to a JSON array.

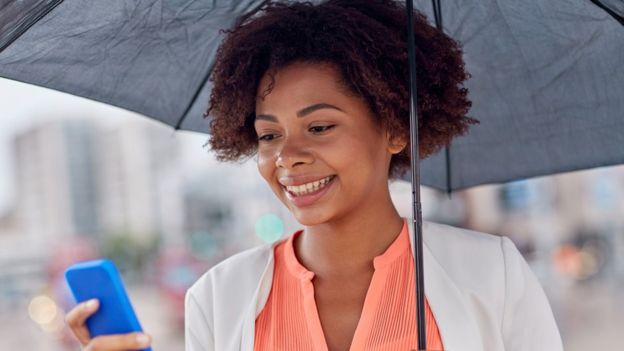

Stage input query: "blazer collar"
[{"left": 240, "top": 218, "right": 484, "bottom": 351}]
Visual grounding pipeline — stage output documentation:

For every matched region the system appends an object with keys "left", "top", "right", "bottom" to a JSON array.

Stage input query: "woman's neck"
[{"left": 294, "top": 191, "right": 405, "bottom": 278}]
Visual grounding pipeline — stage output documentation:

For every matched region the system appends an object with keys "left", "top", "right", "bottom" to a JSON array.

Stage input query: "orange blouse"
[{"left": 254, "top": 218, "right": 444, "bottom": 351}]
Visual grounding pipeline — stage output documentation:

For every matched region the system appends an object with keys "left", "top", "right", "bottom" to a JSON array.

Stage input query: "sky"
[{"left": 0, "top": 77, "right": 220, "bottom": 216}]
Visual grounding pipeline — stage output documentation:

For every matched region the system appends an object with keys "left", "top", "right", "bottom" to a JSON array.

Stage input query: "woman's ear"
[{"left": 386, "top": 131, "right": 407, "bottom": 155}]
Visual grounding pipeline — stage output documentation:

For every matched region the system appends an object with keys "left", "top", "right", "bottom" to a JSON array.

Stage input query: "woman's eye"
[
  {"left": 258, "top": 133, "right": 278, "bottom": 142},
  {"left": 309, "top": 125, "right": 335, "bottom": 134}
]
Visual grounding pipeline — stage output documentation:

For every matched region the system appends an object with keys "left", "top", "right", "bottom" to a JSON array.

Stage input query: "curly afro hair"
[{"left": 205, "top": 0, "right": 477, "bottom": 179}]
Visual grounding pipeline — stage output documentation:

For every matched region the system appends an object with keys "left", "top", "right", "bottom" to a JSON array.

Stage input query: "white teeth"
[{"left": 285, "top": 176, "right": 333, "bottom": 196}]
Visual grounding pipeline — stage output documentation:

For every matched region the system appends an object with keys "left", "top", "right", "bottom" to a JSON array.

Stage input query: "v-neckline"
[{"left": 283, "top": 219, "right": 410, "bottom": 351}]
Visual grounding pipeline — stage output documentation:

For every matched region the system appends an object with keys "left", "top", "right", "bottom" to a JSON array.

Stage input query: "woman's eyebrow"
[
  {"left": 255, "top": 103, "right": 343, "bottom": 122},
  {"left": 296, "top": 103, "right": 343, "bottom": 117}
]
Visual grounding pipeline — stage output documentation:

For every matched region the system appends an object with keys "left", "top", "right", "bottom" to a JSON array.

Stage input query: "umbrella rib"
[
  {"left": 589, "top": 0, "right": 624, "bottom": 26},
  {"left": 445, "top": 145, "right": 452, "bottom": 197},
  {"left": 174, "top": 59, "right": 216, "bottom": 131},
  {"left": 174, "top": 0, "right": 272, "bottom": 131},
  {"left": 431, "top": 0, "right": 443, "bottom": 29},
  {"left": 431, "top": 0, "right": 453, "bottom": 195},
  {"left": 0, "top": 0, "right": 65, "bottom": 53}
]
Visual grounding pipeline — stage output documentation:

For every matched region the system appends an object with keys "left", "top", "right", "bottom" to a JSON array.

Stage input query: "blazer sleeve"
[
  {"left": 500, "top": 236, "right": 564, "bottom": 351},
  {"left": 185, "top": 280, "right": 215, "bottom": 351}
]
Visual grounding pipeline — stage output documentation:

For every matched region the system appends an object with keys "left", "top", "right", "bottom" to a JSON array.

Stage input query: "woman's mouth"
[{"left": 282, "top": 175, "right": 336, "bottom": 207}]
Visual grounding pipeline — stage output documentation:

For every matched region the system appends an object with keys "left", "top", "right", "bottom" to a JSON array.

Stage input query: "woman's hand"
[{"left": 65, "top": 299, "right": 152, "bottom": 350}]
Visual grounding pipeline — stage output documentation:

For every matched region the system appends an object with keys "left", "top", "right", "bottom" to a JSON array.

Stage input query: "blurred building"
[
  {"left": 12, "top": 120, "right": 90, "bottom": 242},
  {"left": 8, "top": 118, "right": 184, "bottom": 243},
  {"left": 95, "top": 118, "right": 185, "bottom": 244}
]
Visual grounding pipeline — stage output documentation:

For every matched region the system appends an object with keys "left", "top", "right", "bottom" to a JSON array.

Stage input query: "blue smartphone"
[{"left": 64, "top": 259, "right": 152, "bottom": 351}]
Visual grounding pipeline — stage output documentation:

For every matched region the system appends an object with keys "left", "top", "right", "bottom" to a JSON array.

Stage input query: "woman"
[{"left": 66, "top": 1, "right": 563, "bottom": 350}]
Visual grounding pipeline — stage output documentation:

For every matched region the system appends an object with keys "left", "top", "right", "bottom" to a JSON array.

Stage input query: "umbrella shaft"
[{"left": 406, "top": 0, "right": 427, "bottom": 349}]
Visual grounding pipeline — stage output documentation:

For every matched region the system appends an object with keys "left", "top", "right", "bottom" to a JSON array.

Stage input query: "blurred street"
[
  {"left": 0, "top": 285, "right": 185, "bottom": 351},
  {"left": 547, "top": 278, "right": 624, "bottom": 349}
]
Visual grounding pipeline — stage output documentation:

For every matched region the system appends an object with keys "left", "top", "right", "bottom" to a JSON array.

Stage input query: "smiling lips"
[{"left": 282, "top": 175, "right": 335, "bottom": 196}]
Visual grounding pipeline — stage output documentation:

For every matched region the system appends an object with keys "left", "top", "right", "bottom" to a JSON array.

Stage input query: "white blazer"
[{"left": 185, "top": 219, "right": 564, "bottom": 351}]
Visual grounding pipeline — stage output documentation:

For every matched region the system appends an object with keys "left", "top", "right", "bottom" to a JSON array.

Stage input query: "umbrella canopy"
[
  {"left": 0, "top": 0, "right": 622, "bottom": 191},
  {"left": 0, "top": 0, "right": 267, "bottom": 131},
  {"left": 417, "top": 0, "right": 624, "bottom": 192}
]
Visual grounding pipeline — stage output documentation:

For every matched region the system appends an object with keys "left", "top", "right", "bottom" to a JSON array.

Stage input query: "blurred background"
[{"left": 0, "top": 78, "right": 622, "bottom": 350}]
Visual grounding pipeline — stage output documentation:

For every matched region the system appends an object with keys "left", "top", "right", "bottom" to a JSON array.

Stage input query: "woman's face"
[{"left": 254, "top": 62, "right": 405, "bottom": 226}]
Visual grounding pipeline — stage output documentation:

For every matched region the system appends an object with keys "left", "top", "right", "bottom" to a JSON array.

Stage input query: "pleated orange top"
[{"left": 254, "top": 218, "right": 444, "bottom": 351}]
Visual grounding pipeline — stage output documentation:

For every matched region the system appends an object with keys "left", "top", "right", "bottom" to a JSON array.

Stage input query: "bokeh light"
[
  {"left": 255, "top": 213, "right": 284, "bottom": 243},
  {"left": 28, "top": 295, "right": 58, "bottom": 325},
  {"left": 189, "top": 231, "right": 217, "bottom": 259}
]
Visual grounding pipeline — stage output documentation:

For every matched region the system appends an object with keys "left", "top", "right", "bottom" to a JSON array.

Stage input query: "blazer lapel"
[
  {"left": 240, "top": 241, "right": 279, "bottom": 351},
  {"left": 409, "top": 220, "right": 484, "bottom": 351}
]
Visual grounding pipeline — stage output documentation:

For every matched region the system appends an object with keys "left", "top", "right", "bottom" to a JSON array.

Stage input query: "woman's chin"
[
  {"left": 290, "top": 208, "right": 333, "bottom": 226},
  {"left": 292, "top": 213, "right": 324, "bottom": 226}
]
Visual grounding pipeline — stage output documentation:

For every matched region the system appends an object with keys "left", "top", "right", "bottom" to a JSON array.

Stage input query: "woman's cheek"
[
  {"left": 256, "top": 149, "right": 275, "bottom": 181},
  {"left": 257, "top": 148, "right": 288, "bottom": 198}
]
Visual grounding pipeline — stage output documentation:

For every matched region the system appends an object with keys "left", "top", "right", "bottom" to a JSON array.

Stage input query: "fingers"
[
  {"left": 65, "top": 299, "right": 152, "bottom": 350},
  {"left": 84, "top": 332, "right": 152, "bottom": 351},
  {"left": 65, "top": 298, "right": 100, "bottom": 345}
]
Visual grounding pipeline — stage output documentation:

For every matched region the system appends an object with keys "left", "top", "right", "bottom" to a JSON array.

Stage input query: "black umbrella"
[
  {"left": 1, "top": 0, "right": 623, "bottom": 349},
  {"left": 419, "top": 0, "right": 624, "bottom": 193}
]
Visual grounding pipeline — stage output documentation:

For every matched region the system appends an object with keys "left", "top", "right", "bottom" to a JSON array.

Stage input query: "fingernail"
[
  {"left": 85, "top": 299, "right": 98, "bottom": 309},
  {"left": 136, "top": 334, "right": 150, "bottom": 346}
]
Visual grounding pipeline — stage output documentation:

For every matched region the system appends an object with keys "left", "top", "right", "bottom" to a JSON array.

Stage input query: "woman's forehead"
[
  {"left": 255, "top": 62, "right": 355, "bottom": 111},
  {"left": 259, "top": 62, "right": 341, "bottom": 93}
]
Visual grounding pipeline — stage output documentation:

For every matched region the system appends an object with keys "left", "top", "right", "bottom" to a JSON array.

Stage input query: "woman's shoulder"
[
  {"left": 423, "top": 220, "right": 504, "bottom": 250},
  {"left": 422, "top": 220, "right": 510, "bottom": 263},
  {"left": 421, "top": 220, "right": 519, "bottom": 296},
  {"left": 423, "top": 220, "right": 509, "bottom": 264}
]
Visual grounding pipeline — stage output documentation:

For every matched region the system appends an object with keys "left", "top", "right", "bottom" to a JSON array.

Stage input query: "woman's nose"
[{"left": 275, "top": 137, "right": 314, "bottom": 169}]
